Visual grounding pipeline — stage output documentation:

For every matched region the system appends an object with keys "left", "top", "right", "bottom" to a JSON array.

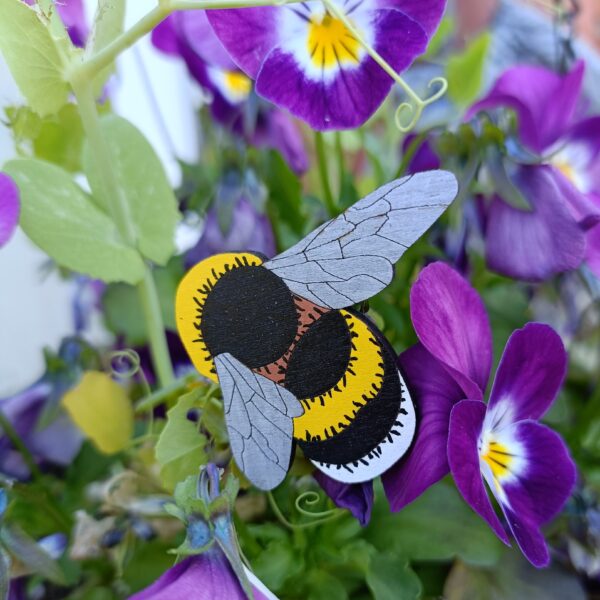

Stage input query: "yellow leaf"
[{"left": 62, "top": 371, "right": 133, "bottom": 454}]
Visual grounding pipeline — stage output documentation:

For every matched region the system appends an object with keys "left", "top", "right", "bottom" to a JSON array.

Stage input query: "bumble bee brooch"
[{"left": 176, "top": 171, "right": 459, "bottom": 490}]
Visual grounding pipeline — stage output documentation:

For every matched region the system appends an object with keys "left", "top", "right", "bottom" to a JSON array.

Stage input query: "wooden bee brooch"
[{"left": 176, "top": 171, "right": 458, "bottom": 490}]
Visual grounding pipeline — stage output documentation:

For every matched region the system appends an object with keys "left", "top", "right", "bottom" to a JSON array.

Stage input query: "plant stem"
[
  {"left": 71, "top": 79, "right": 175, "bottom": 388},
  {"left": 314, "top": 131, "right": 336, "bottom": 217},
  {"left": 73, "top": 0, "right": 304, "bottom": 83},
  {"left": 334, "top": 131, "right": 345, "bottom": 197}
]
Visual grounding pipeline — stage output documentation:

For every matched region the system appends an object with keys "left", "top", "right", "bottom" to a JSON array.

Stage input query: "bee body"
[{"left": 177, "top": 252, "right": 413, "bottom": 480}]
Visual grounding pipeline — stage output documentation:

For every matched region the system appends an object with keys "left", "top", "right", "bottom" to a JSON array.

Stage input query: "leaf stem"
[
  {"left": 71, "top": 79, "right": 175, "bottom": 388},
  {"left": 71, "top": 0, "right": 304, "bottom": 83},
  {"left": 314, "top": 131, "right": 337, "bottom": 217}
]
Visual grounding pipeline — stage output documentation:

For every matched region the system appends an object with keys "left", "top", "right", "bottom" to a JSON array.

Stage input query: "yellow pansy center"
[
  {"left": 480, "top": 439, "right": 513, "bottom": 480},
  {"left": 223, "top": 70, "right": 252, "bottom": 101},
  {"left": 555, "top": 159, "right": 577, "bottom": 185},
  {"left": 307, "top": 13, "right": 361, "bottom": 69}
]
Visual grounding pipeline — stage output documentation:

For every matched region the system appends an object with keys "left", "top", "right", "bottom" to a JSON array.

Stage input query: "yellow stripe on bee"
[
  {"left": 175, "top": 253, "right": 263, "bottom": 382},
  {"left": 293, "top": 310, "right": 384, "bottom": 441}
]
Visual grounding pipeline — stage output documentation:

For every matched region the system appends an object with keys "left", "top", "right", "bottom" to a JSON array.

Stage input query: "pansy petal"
[
  {"left": 151, "top": 16, "right": 181, "bottom": 55},
  {"left": 130, "top": 551, "right": 273, "bottom": 599},
  {"left": 176, "top": 11, "right": 237, "bottom": 70},
  {"left": 586, "top": 222, "right": 600, "bottom": 279},
  {"left": 501, "top": 421, "right": 576, "bottom": 527},
  {"left": 255, "top": 9, "right": 428, "bottom": 130},
  {"left": 56, "top": 0, "right": 88, "bottom": 48},
  {"left": 503, "top": 507, "right": 549, "bottom": 568},
  {"left": 382, "top": 343, "right": 466, "bottom": 511},
  {"left": 377, "top": 0, "right": 446, "bottom": 36},
  {"left": 448, "top": 400, "right": 511, "bottom": 544},
  {"left": 207, "top": 8, "right": 280, "bottom": 78},
  {"left": 550, "top": 167, "right": 600, "bottom": 229},
  {"left": 487, "top": 324, "right": 566, "bottom": 426},
  {"left": 0, "top": 173, "right": 20, "bottom": 247},
  {"left": 468, "top": 62, "right": 585, "bottom": 154},
  {"left": 314, "top": 472, "right": 374, "bottom": 526},
  {"left": 410, "top": 262, "right": 492, "bottom": 400},
  {"left": 485, "top": 166, "right": 586, "bottom": 281}
]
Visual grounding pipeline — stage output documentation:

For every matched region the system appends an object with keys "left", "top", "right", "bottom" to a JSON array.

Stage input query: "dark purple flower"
[
  {"left": 402, "top": 133, "right": 440, "bottom": 174},
  {"left": 185, "top": 197, "right": 276, "bottom": 267},
  {"left": 0, "top": 383, "right": 83, "bottom": 479},
  {"left": 129, "top": 550, "right": 276, "bottom": 600},
  {"left": 0, "top": 173, "right": 19, "bottom": 248},
  {"left": 468, "top": 61, "right": 600, "bottom": 280},
  {"left": 207, "top": 1, "right": 446, "bottom": 130},
  {"left": 314, "top": 471, "right": 373, "bottom": 526},
  {"left": 384, "top": 262, "right": 576, "bottom": 567},
  {"left": 152, "top": 12, "right": 308, "bottom": 174}
]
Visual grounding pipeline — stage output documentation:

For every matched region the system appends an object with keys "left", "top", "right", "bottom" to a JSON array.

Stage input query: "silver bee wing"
[
  {"left": 214, "top": 353, "right": 304, "bottom": 491},
  {"left": 264, "top": 170, "right": 458, "bottom": 309}
]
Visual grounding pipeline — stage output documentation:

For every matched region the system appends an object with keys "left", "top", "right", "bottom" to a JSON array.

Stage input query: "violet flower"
[
  {"left": 0, "top": 173, "right": 19, "bottom": 248},
  {"left": 207, "top": 1, "right": 446, "bottom": 130},
  {"left": 129, "top": 552, "right": 275, "bottom": 600},
  {"left": 0, "top": 339, "right": 90, "bottom": 479},
  {"left": 152, "top": 12, "right": 308, "bottom": 175},
  {"left": 383, "top": 262, "right": 576, "bottom": 567},
  {"left": 468, "top": 62, "right": 600, "bottom": 281},
  {"left": 185, "top": 196, "right": 276, "bottom": 267},
  {"left": 314, "top": 471, "right": 373, "bottom": 526}
]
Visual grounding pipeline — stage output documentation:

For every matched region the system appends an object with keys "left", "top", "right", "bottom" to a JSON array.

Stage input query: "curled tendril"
[
  {"left": 294, "top": 491, "right": 341, "bottom": 519},
  {"left": 109, "top": 349, "right": 142, "bottom": 379},
  {"left": 394, "top": 76, "right": 448, "bottom": 133}
]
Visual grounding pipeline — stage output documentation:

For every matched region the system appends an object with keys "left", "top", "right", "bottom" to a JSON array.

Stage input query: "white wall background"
[{"left": 0, "top": 0, "right": 199, "bottom": 395}]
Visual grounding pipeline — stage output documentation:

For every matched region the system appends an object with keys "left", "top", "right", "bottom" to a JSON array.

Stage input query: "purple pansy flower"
[
  {"left": 152, "top": 12, "right": 308, "bottom": 174},
  {"left": 468, "top": 62, "right": 600, "bottom": 281},
  {"left": 0, "top": 173, "right": 20, "bottom": 248},
  {"left": 129, "top": 551, "right": 276, "bottom": 600},
  {"left": 314, "top": 471, "right": 373, "bottom": 526},
  {"left": 185, "top": 196, "right": 276, "bottom": 268},
  {"left": 207, "top": 0, "right": 446, "bottom": 130},
  {"left": 383, "top": 262, "right": 576, "bottom": 567}
]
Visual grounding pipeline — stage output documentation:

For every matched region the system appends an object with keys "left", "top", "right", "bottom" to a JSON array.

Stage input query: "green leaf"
[
  {"left": 62, "top": 371, "right": 134, "bottom": 454},
  {"left": 424, "top": 17, "right": 455, "bottom": 59},
  {"left": 33, "top": 104, "right": 85, "bottom": 172},
  {"left": 0, "top": 0, "right": 69, "bottom": 116},
  {"left": 83, "top": 115, "right": 180, "bottom": 265},
  {"left": 86, "top": 0, "right": 126, "bottom": 92},
  {"left": 307, "top": 571, "right": 348, "bottom": 600},
  {"left": 366, "top": 555, "right": 422, "bottom": 600},
  {"left": 3, "top": 158, "right": 145, "bottom": 283},
  {"left": 155, "top": 390, "right": 208, "bottom": 491},
  {"left": 366, "top": 481, "right": 503, "bottom": 566},
  {"left": 252, "top": 540, "right": 304, "bottom": 592},
  {"left": 0, "top": 524, "right": 66, "bottom": 585},
  {"left": 102, "top": 258, "right": 183, "bottom": 345},
  {"left": 446, "top": 33, "right": 492, "bottom": 107}
]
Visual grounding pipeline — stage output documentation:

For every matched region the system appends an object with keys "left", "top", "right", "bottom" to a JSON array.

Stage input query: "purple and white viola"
[
  {"left": 207, "top": 0, "right": 447, "bottom": 130},
  {"left": 383, "top": 262, "right": 576, "bottom": 567}
]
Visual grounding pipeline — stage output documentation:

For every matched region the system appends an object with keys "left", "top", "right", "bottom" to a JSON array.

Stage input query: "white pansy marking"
[{"left": 278, "top": 0, "right": 375, "bottom": 82}]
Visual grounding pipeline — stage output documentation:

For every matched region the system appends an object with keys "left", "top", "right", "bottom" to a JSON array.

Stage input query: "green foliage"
[
  {"left": 102, "top": 258, "right": 183, "bottom": 345},
  {"left": 365, "top": 482, "right": 503, "bottom": 566},
  {"left": 447, "top": 33, "right": 492, "bottom": 107},
  {"left": 3, "top": 158, "right": 145, "bottom": 283},
  {"left": 0, "top": 0, "right": 69, "bottom": 117},
  {"left": 155, "top": 389, "right": 209, "bottom": 491},
  {"left": 83, "top": 115, "right": 180, "bottom": 265},
  {"left": 366, "top": 555, "right": 422, "bottom": 600}
]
